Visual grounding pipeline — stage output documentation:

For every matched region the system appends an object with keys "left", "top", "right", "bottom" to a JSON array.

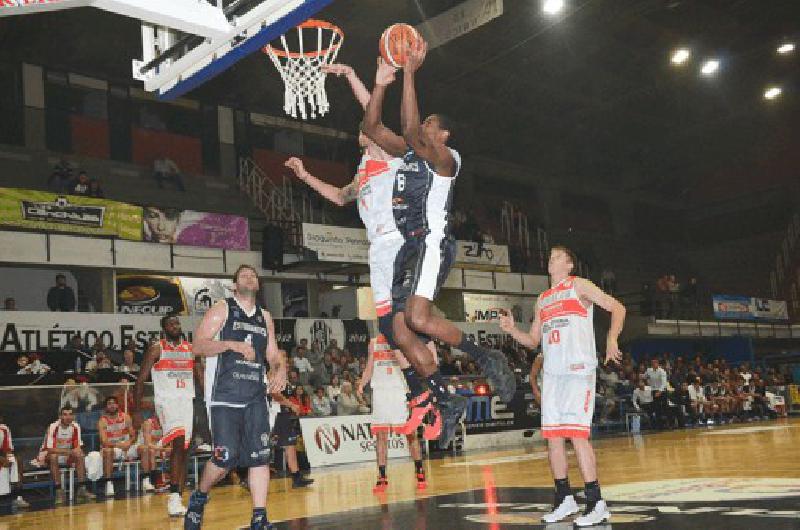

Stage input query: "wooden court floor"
[{"left": 3, "top": 417, "right": 799, "bottom": 529}]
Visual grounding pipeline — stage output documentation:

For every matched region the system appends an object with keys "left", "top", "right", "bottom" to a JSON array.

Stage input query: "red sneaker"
[
  {"left": 372, "top": 477, "right": 389, "bottom": 494},
  {"left": 416, "top": 473, "right": 427, "bottom": 490},
  {"left": 422, "top": 407, "right": 442, "bottom": 440},
  {"left": 396, "top": 392, "right": 433, "bottom": 435}
]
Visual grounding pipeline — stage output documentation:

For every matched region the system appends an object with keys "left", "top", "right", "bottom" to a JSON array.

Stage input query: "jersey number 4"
[{"left": 548, "top": 329, "right": 561, "bottom": 345}]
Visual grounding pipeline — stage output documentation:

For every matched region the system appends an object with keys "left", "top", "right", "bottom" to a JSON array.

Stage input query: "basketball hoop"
[{"left": 263, "top": 19, "right": 344, "bottom": 120}]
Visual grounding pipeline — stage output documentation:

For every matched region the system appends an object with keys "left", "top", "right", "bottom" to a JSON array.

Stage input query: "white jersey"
[
  {"left": 356, "top": 154, "right": 402, "bottom": 241},
  {"left": 370, "top": 336, "right": 405, "bottom": 389},
  {"left": 151, "top": 338, "right": 195, "bottom": 401},
  {"left": 425, "top": 148, "right": 461, "bottom": 237},
  {"left": 44, "top": 420, "right": 82, "bottom": 450},
  {"left": 539, "top": 276, "right": 597, "bottom": 376}
]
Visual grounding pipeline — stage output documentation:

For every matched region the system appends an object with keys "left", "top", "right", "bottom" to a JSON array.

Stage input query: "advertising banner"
[
  {"left": 0, "top": 187, "right": 142, "bottom": 240},
  {"left": 142, "top": 207, "right": 249, "bottom": 250},
  {"left": 299, "top": 414, "right": 410, "bottom": 467},
  {"left": 462, "top": 292, "right": 535, "bottom": 324},
  {"left": 278, "top": 318, "right": 370, "bottom": 357},
  {"left": 302, "top": 223, "right": 369, "bottom": 263},
  {"left": 116, "top": 275, "right": 234, "bottom": 315},
  {"left": 463, "top": 392, "right": 540, "bottom": 434},
  {"left": 455, "top": 240, "right": 510, "bottom": 271},
  {"left": 712, "top": 295, "right": 789, "bottom": 322}
]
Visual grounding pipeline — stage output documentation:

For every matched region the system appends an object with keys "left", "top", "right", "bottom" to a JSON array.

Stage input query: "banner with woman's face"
[{"left": 143, "top": 207, "right": 249, "bottom": 250}]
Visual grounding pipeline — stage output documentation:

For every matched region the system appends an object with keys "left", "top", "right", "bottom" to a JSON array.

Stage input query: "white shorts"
[
  {"left": 369, "top": 233, "right": 404, "bottom": 317},
  {"left": 541, "top": 372, "right": 596, "bottom": 440},
  {"left": 155, "top": 397, "right": 194, "bottom": 449},
  {"left": 0, "top": 456, "right": 17, "bottom": 495},
  {"left": 111, "top": 445, "right": 139, "bottom": 461},
  {"left": 370, "top": 385, "right": 409, "bottom": 434}
]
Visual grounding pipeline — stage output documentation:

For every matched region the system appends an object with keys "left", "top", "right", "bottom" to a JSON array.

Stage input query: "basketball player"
[
  {"left": 184, "top": 264, "right": 286, "bottom": 530},
  {"left": 0, "top": 415, "right": 30, "bottom": 510},
  {"left": 362, "top": 40, "right": 516, "bottom": 446},
  {"left": 285, "top": 63, "right": 438, "bottom": 436},
  {"left": 137, "top": 414, "right": 169, "bottom": 493},
  {"left": 134, "top": 315, "right": 201, "bottom": 516},
  {"left": 42, "top": 406, "right": 95, "bottom": 503},
  {"left": 97, "top": 395, "right": 136, "bottom": 497},
  {"left": 499, "top": 246, "right": 626, "bottom": 526},
  {"left": 358, "top": 335, "right": 426, "bottom": 493}
]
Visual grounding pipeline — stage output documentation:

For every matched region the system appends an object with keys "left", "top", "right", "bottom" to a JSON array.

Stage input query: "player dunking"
[
  {"left": 184, "top": 264, "right": 286, "bottom": 530},
  {"left": 285, "top": 63, "right": 439, "bottom": 437},
  {"left": 358, "top": 334, "right": 426, "bottom": 493},
  {"left": 134, "top": 315, "right": 202, "bottom": 516},
  {"left": 362, "top": 39, "right": 516, "bottom": 446},
  {"left": 499, "top": 246, "right": 626, "bottom": 526}
]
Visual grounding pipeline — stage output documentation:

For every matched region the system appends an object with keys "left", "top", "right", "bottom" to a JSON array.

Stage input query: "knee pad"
[{"left": 378, "top": 314, "right": 398, "bottom": 350}]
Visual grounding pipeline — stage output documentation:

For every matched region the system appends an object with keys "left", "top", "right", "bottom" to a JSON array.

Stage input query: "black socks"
[
  {"left": 554, "top": 478, "right": 571, "bottom": 506},
  {"left": 584, "top": 480, "right": 602, "bottom": 510},
  {"left": 378, "top": 465, "right": 387, "bottom": 479},
  {"left": 424, "top": 371, "right": 449, "bottom": 402}
]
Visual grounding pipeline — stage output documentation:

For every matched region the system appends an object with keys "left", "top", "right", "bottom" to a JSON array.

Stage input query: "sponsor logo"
[
  {"left": 212, "top": 445, "right": 230, "bottom": 463},
  {"left": 260, "top": 432, "right": 270, "bottom": 447},
  {"left": 314, "top": 425, "right": 341, "bottom": 454},
  {"left": 20, "top": 196, "right": 105, "bottom": 227},
  {"left": 193, "top": 287, "right": 213, "bottom": 313}
]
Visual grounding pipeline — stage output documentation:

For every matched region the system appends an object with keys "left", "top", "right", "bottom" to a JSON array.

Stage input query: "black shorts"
[
  {"left": 392, "top": 233, "right": 456, "bottom": 312},
  {"left": 272, "top": 411, "right": 301, "bottom": 447},
  {"left": 208, "top": 400, "right": 271, "bottom": 469}
]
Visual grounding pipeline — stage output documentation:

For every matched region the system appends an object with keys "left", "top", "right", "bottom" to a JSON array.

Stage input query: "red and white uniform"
[
  {"left": 0, "top": 423, "right": 18, "bottom": 495},
  {"left": 137, "top": 416, "right": 164, "bottom": 447},
  {"left": 539, "top": 276, "right": 597, "bottom": 439},
  {"left": 152, "top": 338, "right": 195, "bottom": 448},
  {"left": 40, "top": 420, "right": 82, "bottom": 466},
  {"left": 102, "top": 412, "right": 137, "bottom": 460},
  {"left": 369, "top": 335, "right": 408, "bottom": 434},
  {"left": 356, "top": 154, "right": 405, "bottom": 317}
]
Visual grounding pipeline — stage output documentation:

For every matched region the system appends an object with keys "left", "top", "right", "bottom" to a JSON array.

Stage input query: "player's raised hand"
[
  {"left": 375, "top": 57, "right": 397, "bottom": 86},
  {"left": 405, "top": 37, "right": 427, "bottom": 73},
  {"left": 605, "top": 339, "right": 623, "bottom": 365},
  {"left": 284, "top": 157, "right": 306, "bottom": 180},
  {"left": 497, "top": 310, "right": 516, "bottom": 333},
  {"left": 321, "top": 63, "right": 354, "bottom": 77}
]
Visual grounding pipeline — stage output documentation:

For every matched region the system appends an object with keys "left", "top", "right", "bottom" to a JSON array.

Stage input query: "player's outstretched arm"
[
  {"left": 285, "top": 157, "right": 359, "bottom": 206},
  {"left": 362, "top": 58, "right": 406, "bottom": 157},
  {"left": 575, "top": 278, "right": 626, "bottom": 364},
  {"left": 322, "top": 63, "right": 370, "bottom": 109},
  {"left": 132, "top": 340, "right": 158, "bottom": 427},
  {"left": 401, "top": 39, "right": 456, "bottom": 178},
  {"left": 193, "top": 301, "right": 255, "bottom": 360},
  {"left": 498, "top": 300, "right": 543, "bottom": 350}
]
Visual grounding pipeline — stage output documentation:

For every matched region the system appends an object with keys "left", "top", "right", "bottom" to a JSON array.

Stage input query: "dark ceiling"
[{"left": 1, "top": 0, "right": 799, "bottom": 204}]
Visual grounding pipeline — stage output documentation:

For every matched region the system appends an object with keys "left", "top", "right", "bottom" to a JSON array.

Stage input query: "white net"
[{"left": 265, "top": 21, "right": 344, "bottom": 120}]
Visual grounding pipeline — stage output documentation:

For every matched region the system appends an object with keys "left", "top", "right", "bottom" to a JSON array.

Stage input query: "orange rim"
[{"left": 263, "top": 19, "right": 344, "bottom": 59}]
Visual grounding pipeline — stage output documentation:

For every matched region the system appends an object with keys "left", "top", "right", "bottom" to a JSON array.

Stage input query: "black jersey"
[
  {"left": 206, "top": 297, "right": 269, "bottom": 406},
  {"left": 392, "top": 147, "right": 461, "bottom": 238}
]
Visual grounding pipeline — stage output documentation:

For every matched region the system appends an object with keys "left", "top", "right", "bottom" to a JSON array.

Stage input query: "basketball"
[{"left": 379, "top": 23, "right": 421, "bottom": 68}]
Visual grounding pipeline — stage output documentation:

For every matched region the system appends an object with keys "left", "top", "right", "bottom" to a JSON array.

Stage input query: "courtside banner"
[
  {"left": 464, "top": 392, "right": 540, "bottom": 434},
  {"left": 0, "top": 187, "right": 142, "bottom": 240},
  {"left": 712, "top": 295, "right": 789, "bottom": 322},
  {"left": 463, "top": 292, "right": 535, "bottom": 324},
  {"left": 299, "top": 414, "right": 410, "bottom": 467},
  {"left": 302, "top": 223, "right": 369, "bottom": 263},
  {"left": 455, "top": 240, "right": 510, "bottom": 271}
]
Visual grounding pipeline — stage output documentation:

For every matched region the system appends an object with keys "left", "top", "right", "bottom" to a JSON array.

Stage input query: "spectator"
[
  {"left": 85, "top": 350, "right": 112, "bottom": 373},
  {"left": 3, "top": 297, "right": 15, "bottom": 311},
  {"left": 311, "top": 387, "right": 333, "bottom": 416},
  {"left": 153, "top": 157, "right": 186, "bottom": 191},
  {"left": 46, "top": 274, "right": 76, "bottom": 312},
  {"left": 666, "top": 382, "right": 690, "bottom": 428},
  {"left": 687, "top": 378, "right": 708, "bottom": 424},
  {"left": 439, "top": 349, "right": 460, "bottom": 376},
  {"left": 16, "top": 353, "right": 51, "bottom": 375},
  {"left": 47, "top": 157, "right": 75, "bottom": 192},
  {"left": 60, "top": 377, "right": 101, "bottom": 412},
  {"left": 63, "top": 335, "right": 91, "bottom": 372},
  {"left": 292, "top": 346, "right": 314, "bottom": 385},
  {"left": 0, "top": 415, "right": 30, "bottom": 510},
  {"left": 632, "top": 380, "right": 656, "bottom": 426},
  {"left": 326, "top": 374, "right": 342, "bottom": 404},
  {"left": 41, "top": 406, "right": 95, "bottom": 503},
  {"left": 70, "top": 171, "right": 91, "bottom": 196},
  {"left": 645, "top": 358, "right": 668, "bottom": 427},
  {"left": 117, "top": 349, "right": 140, "bottom": 374},
  {"left": 88, "top": 179, "right": 104, "bottom": 198},
  {"left": 336, "top": 382, "right": 362, "bottom": 416},
  {"left": 288, "top": 385, "right": 312, "bottom": 416}
]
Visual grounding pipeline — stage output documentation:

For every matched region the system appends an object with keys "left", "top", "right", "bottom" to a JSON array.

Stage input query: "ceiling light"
[
  {"left": 671, "top": 48, "right": 690, "bottom": 65},
  {"left": 543, "top": 0, "right": 565, "bottom": 15},
  {"left": 764, "top": 86, "right": 782, "bottom": 100},
  {"left": 700, "top": 59, "right": 719, "bottom": 76},
  {"left": 777, "top": 42, "right": 795, "bottom": 55}
]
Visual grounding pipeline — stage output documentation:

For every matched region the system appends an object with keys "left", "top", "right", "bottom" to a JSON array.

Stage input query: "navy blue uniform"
[{"left": 205, "top": 297, "right": 272, "bottom": 469}]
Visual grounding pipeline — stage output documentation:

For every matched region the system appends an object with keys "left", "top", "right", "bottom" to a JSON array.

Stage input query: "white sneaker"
[
  {"left": 168, "top": 492, "right": 187, "bottom": 517},
  {"left": 13, "top": 496, "right": 30, "bottom": 509},
  {"left": 541, "top": 495, "right": 579, "bottom": 523},
  {"left": 574, "top": 500, "right": 611, "bottom": 527},
  {"left": 105, "top": 481, "right": 115, "bottom": 497},
  {"left": 142, "top": 477, "right": 155, "bottom": 493}
]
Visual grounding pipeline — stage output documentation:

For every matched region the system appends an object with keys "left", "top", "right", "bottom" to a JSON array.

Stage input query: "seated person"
[
  {"left": 16, "top": 353, "right": 51, "bottom": 375},
  {"left": 40, "top": 406, "right": 95, "bottom": 503},
  {"left": 138, "top": 415, "right": 170, "bottom": 493},
  {"left": 97, "top": 396, "right": 136, "bottom": 497},
  {"left": 0, "top": 415, "right": 29, "bottom": 510}
]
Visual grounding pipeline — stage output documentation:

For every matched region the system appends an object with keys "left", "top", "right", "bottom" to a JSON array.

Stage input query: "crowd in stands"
[{"left": 45, "top": 156, "right": 185, "bottom": 198}]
